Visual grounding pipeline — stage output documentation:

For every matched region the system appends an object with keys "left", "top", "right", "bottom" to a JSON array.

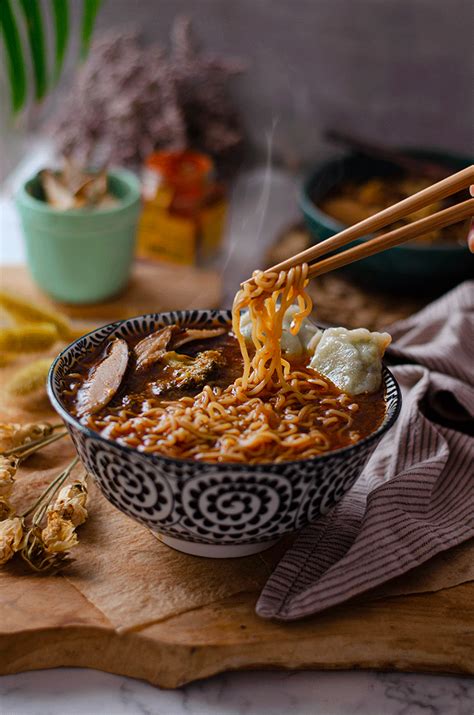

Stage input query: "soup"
[
  {"left": 62, "top": 265, "right": 389, "bottom": 463},
  {"left": 318, "top": 174, "right": 469, "bottom": 245}
]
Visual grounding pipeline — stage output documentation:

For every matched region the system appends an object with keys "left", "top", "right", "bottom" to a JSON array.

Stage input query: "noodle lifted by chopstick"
[{"left": 87, "top": 264, "right": 361, "bottom": 463}]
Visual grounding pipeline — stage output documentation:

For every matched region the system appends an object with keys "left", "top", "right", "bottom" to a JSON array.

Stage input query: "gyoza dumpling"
[
  {"left": 308, "top": 327, "right": 391, "bottom": 395},
  {"left": 239, "top": 305, "right": 321, "bottom": 358},
  {"left": 282, "top": 305, "right": 321, "bottom": 356}
]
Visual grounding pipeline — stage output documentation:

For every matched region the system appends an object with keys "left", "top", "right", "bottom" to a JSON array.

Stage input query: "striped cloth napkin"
[{"left": 257, "top": 280, "right": 474, "bottom": 620}]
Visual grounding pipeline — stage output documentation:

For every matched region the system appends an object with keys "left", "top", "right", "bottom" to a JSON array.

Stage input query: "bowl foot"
[{"left": 158, "top": 534, "right": 279, "bottom": 558}]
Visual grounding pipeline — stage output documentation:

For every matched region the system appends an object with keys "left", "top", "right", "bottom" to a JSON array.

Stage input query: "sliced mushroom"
[
  {"left": 40, "top": 170, "right": 76, "bottom": 210},
  {"left": 77, "top": 338, "right": 129, "bottom": 416},
  {"left": 134, "top": 325, "right": 227, "bottom": 370},
  {"left": 151, "top": 349, "right": 226, "bottom": 394},
  {"left": 134, "top": 326, "right": 177, "bottom": 370},
  {"left": 171, "top": 327, "right": 227, "bottom": 349}
]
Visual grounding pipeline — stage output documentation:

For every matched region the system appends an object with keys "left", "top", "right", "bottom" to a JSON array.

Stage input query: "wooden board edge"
[
  {"left": 1, "top": 625, "right": 472, "bottom": 690},
  {"left": 2, "top": 587, "right": 473, "bottom": 689}
]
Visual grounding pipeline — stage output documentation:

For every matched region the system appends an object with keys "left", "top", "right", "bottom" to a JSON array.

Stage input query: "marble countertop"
[
  {"left": 1, "top": 149, "right": 473, "bottom": 714},
  {"left": 1, "top": 668, "right": 473, "bottom": 715}
]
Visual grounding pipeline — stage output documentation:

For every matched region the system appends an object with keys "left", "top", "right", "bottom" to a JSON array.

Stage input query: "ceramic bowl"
[
  {"left": 16, "top": 169, "right": 141, "bottom": 304},
  {"left": 48, "top": 310, "right": 401, "bottom": 559},
  {"left": 300, "top": 149, "right": 474, "bottom": 292}
]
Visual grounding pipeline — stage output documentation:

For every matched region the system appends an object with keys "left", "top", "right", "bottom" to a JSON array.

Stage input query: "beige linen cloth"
[{"left": 257, "top": 281, "right": 474, "bottom": 620}]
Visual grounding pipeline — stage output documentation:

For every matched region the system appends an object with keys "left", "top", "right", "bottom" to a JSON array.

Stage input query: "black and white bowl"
[{"left": 48, "top": 310, "right": 401, "bottom": 558}]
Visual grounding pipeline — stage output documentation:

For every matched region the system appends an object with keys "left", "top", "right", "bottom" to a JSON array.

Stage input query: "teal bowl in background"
[
  {"left": 16, "top": 169, "right": 141, "bottom": 304},
  {"left": 299, "top": 150, "right": 474, "bottom": 293}
]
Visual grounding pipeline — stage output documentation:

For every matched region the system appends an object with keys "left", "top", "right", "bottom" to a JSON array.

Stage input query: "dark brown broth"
[{"left": 63, "top": 330, "right": 387, "bottom": 450}]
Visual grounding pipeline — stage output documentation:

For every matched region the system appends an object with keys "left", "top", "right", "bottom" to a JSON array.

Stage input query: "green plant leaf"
[
  {"left": 81, "top": 0, "right": 101, "bottom": 58},
  {"left": 0, "top": 0, "right": 27, "bottom": 111},
  {"left": 19, "top": 0, "right": 47, "bottom": 101},
  {"left": 1, "top": 0, "right": 101, "bottom": 114},
  {"left": 51, "top": 0, "right": 69, "bottom": 80}
]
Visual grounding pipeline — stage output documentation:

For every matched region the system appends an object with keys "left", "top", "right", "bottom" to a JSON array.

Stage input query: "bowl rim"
[
  {"left": 16, "top": 168, "right": 141, "bottom": 217},
  {"left": 299, "top": 152, "right": 471, "bottom": 254},
  {"left": 47, "top": 310, "right": 402, "bottom": 469}
]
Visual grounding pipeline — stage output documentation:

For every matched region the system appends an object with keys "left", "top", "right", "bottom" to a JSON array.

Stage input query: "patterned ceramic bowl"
[{"left": 48, "top": 310, "right": 401, "bottom": 558}]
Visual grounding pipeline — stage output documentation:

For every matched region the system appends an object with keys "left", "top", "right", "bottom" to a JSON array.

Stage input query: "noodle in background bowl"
[
  {"left": 48, "top": 310, "right": 401, "bottom": 558},
  {"left": 300, "top": 149, "right": 474, "bottom": 293}
]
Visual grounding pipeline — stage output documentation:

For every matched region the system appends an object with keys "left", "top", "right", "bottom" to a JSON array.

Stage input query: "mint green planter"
[{"left": 16, "top": 169, "right": 141, "bottom": 304}]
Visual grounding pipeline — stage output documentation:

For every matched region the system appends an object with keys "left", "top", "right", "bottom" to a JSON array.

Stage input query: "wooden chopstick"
[
  {"left": 266, "top": 164, "right": 474, "bottom": 276},
  {"left": 307, "top": 197, "right": 474, "bottom": 278}
]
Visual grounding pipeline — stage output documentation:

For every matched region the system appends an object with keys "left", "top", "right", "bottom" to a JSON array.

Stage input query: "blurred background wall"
[
  {"left": 1, "top": 0, "right": 472, "bottom": 182},
  {"left": 95, "top": 0, "right": 474, "bottom": 166}
]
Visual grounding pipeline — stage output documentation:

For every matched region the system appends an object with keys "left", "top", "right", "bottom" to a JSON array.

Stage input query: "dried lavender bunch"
[
  {"left": 53, "top": 31, "right": 186, "bottom": 167},
  {"left": 170, "top": 17, "right": 246, "bottom": 170},
  {"left": 49, "top": 18, "right": 246, "bottom": 173}
]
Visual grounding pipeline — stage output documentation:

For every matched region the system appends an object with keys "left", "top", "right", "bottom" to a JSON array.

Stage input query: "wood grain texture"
[
  {"left": 1, "top": 441, "right": 473, "bottom": 689},
  {"left": 1, "top": 266, "right": 473, "bottom": 689},
  {"left": 1, "top": 261, "right": 222, "bottom": 324}
]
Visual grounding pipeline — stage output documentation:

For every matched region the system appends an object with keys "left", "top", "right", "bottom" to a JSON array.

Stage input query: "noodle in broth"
[{"left": 72, "top": 265, "right": 385, "bottom": 463}]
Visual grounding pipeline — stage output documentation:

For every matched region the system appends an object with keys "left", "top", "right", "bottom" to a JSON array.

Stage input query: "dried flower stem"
[
  {"left": 2, "top": 429, "right": 68, "bottom": 459},
  {"left": 21, "top": 457, "right": 79, "bottom": 521},
  {"left": 20, "top": 457, "right": 87, "bottom": 573},
  {"left": 0, "top": 421, "right": 63, "bottom": 454}
]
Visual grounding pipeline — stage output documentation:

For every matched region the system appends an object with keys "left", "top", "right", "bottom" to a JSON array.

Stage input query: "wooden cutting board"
[
  {"left": 1, "top": 430, "right": 473, "bottom": 688},
  {"left": 1, "top": 260, "right": 222, "bottom": 325},
  {"left": 1, "top": 451, "right": 473, "bottom": 688},
  {"left": 1, "top": 264, "right": 473, "bottom": 688}
]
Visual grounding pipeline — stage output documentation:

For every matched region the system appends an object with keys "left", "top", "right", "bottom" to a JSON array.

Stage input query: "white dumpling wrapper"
[
  {"left": 282, "top": 305, "right": 321, "bottom": 355},
  {"left": 239, "top": 306, "right": 321, "bottom": 358},
  {"left": 239, "top": 310, "right": 253, "bottom": 343},
  {"left": 309, "top": 327, "right": 391, "bottom": 395}
]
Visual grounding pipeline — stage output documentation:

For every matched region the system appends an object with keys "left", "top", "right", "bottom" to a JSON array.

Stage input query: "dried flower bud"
[
  {"left": 0, "top": 455, "right": 18, "bottom": 498},
  {"left": 49, "top": 481, "right": 88, "bottom": 527},
  {"left": 0, "top": 422, "right": 54, "bottom": 453},
  {"left": 0, "top": 517, "right": 24, "bottom": 565},
  {"left": 0, "top": 323, "right": 59, "bottom": 353},
  {"left": 0, "top": 291, "right": 73, "bottom": 340},
  {"left": 20, "top": 527, "right": 68, "bottom": 572},
  {"left": 0, "top": 352, "right": 15, "bottom": 368},
  {"left": 6, "top": 358, "right": 52, "bottom": 397},
  {"left": 42, "top": 512, "right": 78, "bottom": 553},
  {"left": 0, "top": 498, "right": 14, "bottom": 521}
]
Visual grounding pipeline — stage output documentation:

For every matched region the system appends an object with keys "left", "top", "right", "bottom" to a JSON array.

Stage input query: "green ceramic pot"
[
  {"left": 16, "top": 169, "right": 141, "bottom": 304},
  {"left": 299, "top": 150, "right": 474, "bottom": 293}
]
